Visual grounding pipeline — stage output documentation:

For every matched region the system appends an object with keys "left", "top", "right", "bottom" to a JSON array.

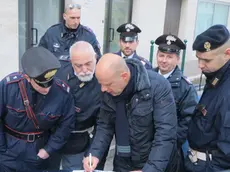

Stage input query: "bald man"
[
  {"left": 83, "top": 54, "right": 178, "bottom": 172},
  {"left": 52, "top": 41, "right": 107, "bottom": 170}
]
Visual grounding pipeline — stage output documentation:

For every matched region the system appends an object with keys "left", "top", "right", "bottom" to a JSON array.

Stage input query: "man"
[
  {"left": 0, "top": 47, "right": 75, "bottom": 171},
  {"left": 53, "top": 41, "right": 107, "bottom": 170},
  {"left": 115, "top": 23, "right": 152, "bottom": 69},
  {"left": 154, "top": 34, "right": 198, "bottom": 169},
  {"left": 83, "top": 53, "right": 177, "bottom": 172},
  {"left": 39, "top": 3, "right": 101, "bottom": 59},
  {"left": 185, "top": 24, "right": 230, "bottom": 172}
]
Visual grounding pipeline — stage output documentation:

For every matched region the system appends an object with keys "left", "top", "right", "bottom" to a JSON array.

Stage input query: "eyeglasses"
[{"left": 66, "top": 3, "right": 81, "bottom": 10}]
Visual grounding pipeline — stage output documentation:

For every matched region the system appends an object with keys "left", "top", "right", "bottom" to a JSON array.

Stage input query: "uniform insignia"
[
  {"left": 166, "top": 35, "right": 176, "bottom": 45},
  {"left": 53, "top": 43, "right": 60, "bottom": 52},
  {"left": 59, "top": 55, "right": 70, "bottom": 61},
  {"left": 55, "top": 80, "right": 70, "bottom": 93},
  {"left": 125, "top": 24, "right": 134, "bottom": 32},
  {"left": 211, "top": 77, "right": 219, "bottom": 86},
  {"left": 79, "top": 82, "right": 85, "bottom": 88},
  {"left": 44, "top": 69, "right": 57, "bottom": 80},
  {"left": 197, "top": 104, "right": 207, "bottom": 116},
  {"left": 204, "top": 42, "right": 211, "bottom": 52},
  {"left": 75, "top": 106, "right": 81, "bottom": 113},
  {"left": 5, "top": 73, "right": 24, "bottom": 84}
]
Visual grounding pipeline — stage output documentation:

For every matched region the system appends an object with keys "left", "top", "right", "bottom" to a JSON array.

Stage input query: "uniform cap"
[
  {"left": 117, "top": 23, "right": 141, "bottom": 42},
  {"left": 193, "top": 24, "right": 229, "bottom": 52},
  {"left": 21, "top": 47, "right": 61, "bottom": 81},
  {"left": 155, "top": 34, "right": 186, "bottom": 54}
]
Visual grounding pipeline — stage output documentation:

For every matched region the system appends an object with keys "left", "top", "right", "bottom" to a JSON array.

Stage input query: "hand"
[
  {"left": 83, "top": 156, "right": 99, "bottom": 172},
  {"left": 37, "top": 149, "right": 49, "bottom": 159}
]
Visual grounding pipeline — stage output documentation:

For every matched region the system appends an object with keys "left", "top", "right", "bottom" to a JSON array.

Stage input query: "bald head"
[
  {"left": 96, "top": 53, "right": 130, "bottom": 96},
  {"left": 70, "top": 41, "right": 96, "bottom": 82},
  {"left": 96, "top": 53, "right": 129, "bottom": 77}
]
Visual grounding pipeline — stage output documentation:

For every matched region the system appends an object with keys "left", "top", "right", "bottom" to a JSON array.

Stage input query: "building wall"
[
  {"left": 0, "top": 0, "right": 18, "bottom": 79},
  {"left": 132, "top": 0, "right": 167, "bottom": 67}
]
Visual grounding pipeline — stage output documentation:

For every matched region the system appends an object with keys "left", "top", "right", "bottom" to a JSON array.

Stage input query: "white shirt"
[
  {"left": 121, "top": 52, "right": 134, "bottom": 59},
  {"left": 158, "top": 68, "right": 175, "bottom": 79}
]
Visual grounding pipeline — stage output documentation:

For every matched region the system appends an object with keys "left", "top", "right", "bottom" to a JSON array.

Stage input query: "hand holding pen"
[{"left": 83, "top": 153, "right": 99, "bottom": 172}]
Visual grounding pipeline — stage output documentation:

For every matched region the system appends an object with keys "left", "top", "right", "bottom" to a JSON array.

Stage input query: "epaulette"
[
  {"left": 50, "top": 23, "right": 60, "bottom": 29},
  {"left": 82, "top": 25, "right": 96, "bottom": 35},
  {"left": 5, "top": 72, "right": 24, "bottom": 84},
  {"left": 139, "top": 56, "right": 148, "bottom": 65},
  {"left": 55, "top": 79, "right": 70, "bottom": 93},
  {"left": 182, "top": 76, "right": 192, "bottom": 85},
  {"left": 58, "top": 55, "right": 70, "bottom": 62}
]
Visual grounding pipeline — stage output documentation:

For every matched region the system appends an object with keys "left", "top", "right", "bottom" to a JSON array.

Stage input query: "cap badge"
[
  {"left": 204, "top": 42, "right": 211, "bottom": 52},
  {"left": 44, "top": 69, "right": 57, "bottom": 80},
  {"left": 125, "top": 24, "right": 134, "bottom": 32},
  {"left": 166, "top": 35, "right": 176, "bottom": 45}
]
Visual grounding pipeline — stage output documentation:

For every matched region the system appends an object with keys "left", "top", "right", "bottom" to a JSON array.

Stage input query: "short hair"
[
  {"left": 69, "top": 41, "right": 96, "bottom": 61},
  {"left": 64, "top": 3, "right": 81, "bottom": 13}
]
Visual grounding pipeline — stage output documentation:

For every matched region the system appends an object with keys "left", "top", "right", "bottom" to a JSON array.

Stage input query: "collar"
[
  {"left": 158, "top": 68, "right": 175, "bottom": 79},
  {"left": 121, "top": 52, "right": 135, "bottom": 59},
  {"left": 61, "top": 22, "right": 81, "bottom": 37}
]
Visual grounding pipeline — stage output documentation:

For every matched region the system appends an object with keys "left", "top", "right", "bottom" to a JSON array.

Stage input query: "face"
[
  {"left": 71, "top": 51, "right": 96, "bottom": 82},
  {"left": 96, "top": 71, "right": 129, "bottom": 96},
  {"left": 27, "top": 78, "right": 51, "bottom": 95},
  {"left": 196, "top": 50, "right": 230, "bottom": 73},
  {"left": 157, "top": 50, "right": 179, "bottom": 74},
  {"left": 63, "top": 8, "right": 81, "bottom": 29},
  {"left": 119, "top": 39, "right": 138, "bottom": 56}
]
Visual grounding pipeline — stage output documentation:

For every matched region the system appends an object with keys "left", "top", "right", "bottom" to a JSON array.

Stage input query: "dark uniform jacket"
[
  {"left": 188, "top": 60, "right": 230, "bottom": 170},
  {"left": 155, "top": 66, "right": 198, "bottom": 145},
  {"left": 89, "top": 58, "right": 177, "bottom": 172},
  {"left": 55, "top": 59, "right": 101, "bottom": 154},
  {"left": 115, "top": 51, "right": 153, "bottom": 69},
  {"left": 0, "top": 72, "right": 75, "bottom": 170},
  {"left": 39, "top": 22, "right": 101, "bottom": 58}
]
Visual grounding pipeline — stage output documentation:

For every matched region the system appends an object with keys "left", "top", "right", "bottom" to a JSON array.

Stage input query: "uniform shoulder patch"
[
  {"left": 5, "top": 72, "right": 24, "bottom": 84},
  {"left": 58, "top": 55, "right": 70, "bottom": 62},
  {"left": 55, "top": 79, "right": 70, "bottom": 93},
  {"left": 182, "top": 76, "right": 192, "bottom": 84}
]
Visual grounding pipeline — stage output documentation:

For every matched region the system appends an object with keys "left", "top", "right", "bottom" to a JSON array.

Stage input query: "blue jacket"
[
  {"left": 0, "top": 72, "right": 75, "bottom": 155},
  {"left": 155, "top": 66, "right": 198, "bottom": 145},
  {"left": 188, "top": 60, "right": 230, "bottom": 170},
  {"left": 39, "top": 22, "right": 101, "bottom": 58},
  {"left": 89, "top": 58, "right": 177, "bottom": 172},
  {"left": 115, "top": 51, "right": 153, "bottom": 69}
]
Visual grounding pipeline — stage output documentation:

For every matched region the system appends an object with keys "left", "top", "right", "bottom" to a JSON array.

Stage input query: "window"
[{"left": 194, "top": 1, "right": 229, "bottom": 37}]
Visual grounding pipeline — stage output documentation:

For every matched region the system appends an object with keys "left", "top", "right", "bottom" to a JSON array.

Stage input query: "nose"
[
  {"left": 82, "top": 65, "right": 88, "bottom": 73},
  {"left": 101, "top": 85, "right": 107, "bottom": 92},
  {"left": 198, "top": 60, "right": 205, "bottom": 69}
]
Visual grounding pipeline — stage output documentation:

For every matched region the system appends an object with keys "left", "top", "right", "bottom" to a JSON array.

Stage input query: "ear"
[
  {"left": 225, "top": 48, "right": 230, "bottom": 57},
  {"left": 120, "top": 72, "right": 129, "bottom": 81},
  {"left": 63, "top": 13, "right": 67, "bottom": 21}
]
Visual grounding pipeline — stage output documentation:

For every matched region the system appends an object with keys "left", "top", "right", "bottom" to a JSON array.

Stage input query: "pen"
[{"left": 89, "top": 153, "right": 92, "bottom": 169}]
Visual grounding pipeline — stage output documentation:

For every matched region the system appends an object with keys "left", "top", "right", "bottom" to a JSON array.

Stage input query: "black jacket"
[
  {"left": 39, "top": 22, "right": 101, "bottom": 58},
  {"left": 89, "top": 58, "right": 177, "bottom": 172},
  {"left": 155, "top": 66, "right": 198, "bottom": 145}
]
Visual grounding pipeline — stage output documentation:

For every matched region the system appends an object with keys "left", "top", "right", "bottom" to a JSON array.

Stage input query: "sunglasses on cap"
[{"left": 66, "top": 4, "right": 81, "bottom": 10}]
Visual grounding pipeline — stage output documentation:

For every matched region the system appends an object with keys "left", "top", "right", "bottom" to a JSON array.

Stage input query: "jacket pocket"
[{"left": 132, "top": 103, "right": 153, "bottom": 127}]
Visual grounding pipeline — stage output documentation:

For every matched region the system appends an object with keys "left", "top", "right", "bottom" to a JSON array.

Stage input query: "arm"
[
  {"left": 43, "top": 94, "right": 76, "bottom": 155},
  {"left": 0, "top": 80, "right": 6, "bottom": 152},
  {"left": 39, "top": 31, "right": 49, "bottom": 49},
  {"left": 143, "top": 79, "right": 177, "bottom": 171},
  {"left": 88, "top": 98, "right": 115, "bottom": 161},
  {"left": 89, "top": 35, "right": 102, "bottom": 59},
  {"left": 177, "top": 85, "right": 198, "bottom": 145}
]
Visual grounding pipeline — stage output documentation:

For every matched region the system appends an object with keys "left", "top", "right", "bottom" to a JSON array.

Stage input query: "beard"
[{"left": 75, "top": 66, "right": 95, "bottom": 82}]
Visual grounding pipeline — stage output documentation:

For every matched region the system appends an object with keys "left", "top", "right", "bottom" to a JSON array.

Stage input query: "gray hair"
[
  {"left": 64, "top": 3, "right": 81, "bottom": 12},
  {"left": 69, "top": 41, "right": 96, "bottom": 60}
]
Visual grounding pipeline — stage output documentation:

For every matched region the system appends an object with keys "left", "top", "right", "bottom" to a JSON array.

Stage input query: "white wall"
[
  {"left": 132, "top": 0, "right": 167, "bottom": 67},
  {"left": 0, "top": 0, "right": 19, "bottom": 79}
]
